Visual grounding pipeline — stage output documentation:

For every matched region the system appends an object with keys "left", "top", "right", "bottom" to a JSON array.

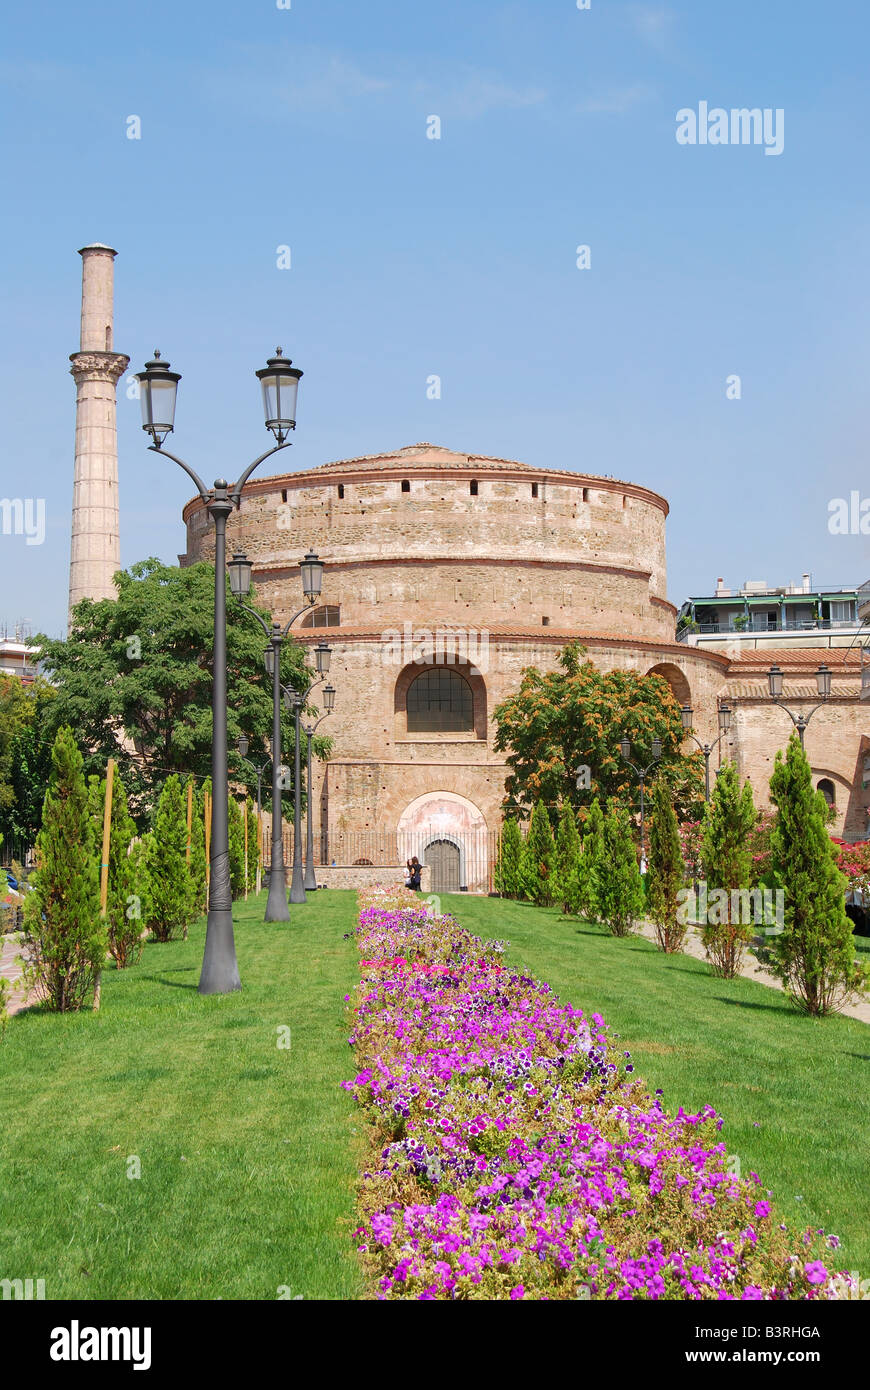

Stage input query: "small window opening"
[
  {"left": 531, "top": 483, "right": 539, "bottom": 498},
  {"left": 337, "top": 484, "right": 344, "bottom": 499},
  {"left": 401, "top": 479, "right": 410, "bottom": 493},
  {"left": 469, "top": 480, "right": 478, "bottom": 496}
]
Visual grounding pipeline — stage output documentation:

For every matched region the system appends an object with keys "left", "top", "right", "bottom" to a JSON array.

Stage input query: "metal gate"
[{"left": 424, "top": 839, "right": 461, "bottom": 893}]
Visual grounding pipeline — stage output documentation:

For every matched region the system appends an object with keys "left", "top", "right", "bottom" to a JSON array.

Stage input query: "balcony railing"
[{"left": 677, "top": 618, "right": 859, "bottom": 642}]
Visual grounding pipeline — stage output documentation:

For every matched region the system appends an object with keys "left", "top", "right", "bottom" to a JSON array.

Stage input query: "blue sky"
[{"left": 2, "top": 0, "right": 869, "bottom": 635}]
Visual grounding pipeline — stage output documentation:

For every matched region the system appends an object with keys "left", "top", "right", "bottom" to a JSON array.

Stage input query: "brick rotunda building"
[{"left": 181, "top": 443, "right": 867, "bottom": 890}]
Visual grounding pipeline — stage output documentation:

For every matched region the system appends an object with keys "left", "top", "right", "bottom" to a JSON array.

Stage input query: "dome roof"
[
  {"left": 307, "top": 442, "right": 539, "bottom": 475},
  {"left": 183, "top": 442, "right": 668, "bottom": 518}
]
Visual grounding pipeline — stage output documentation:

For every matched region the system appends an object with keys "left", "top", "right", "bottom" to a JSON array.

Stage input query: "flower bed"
[{"left": 344, "top": 887, "right": 851, "bottom": 1300}]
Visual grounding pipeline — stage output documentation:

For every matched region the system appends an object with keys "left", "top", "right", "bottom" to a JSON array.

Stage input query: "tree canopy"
[
  {"left": 493, "top": 643, "right": 704, "bottom": 822},
  {"left": 33, "top": 558, "right": 331, "bottom": 825},
  {"left": 0, "top": 676, "right": 56, "bottom": 851}
]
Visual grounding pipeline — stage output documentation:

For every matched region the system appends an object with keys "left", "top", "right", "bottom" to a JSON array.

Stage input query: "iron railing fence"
[{"left": 261, "top": 821, "right": 505, "bottom": 894}]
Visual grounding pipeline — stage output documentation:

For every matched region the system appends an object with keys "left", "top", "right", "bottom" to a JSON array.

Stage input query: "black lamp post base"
[
  {"left": 265, "top": 869, "right": 291, "bottom": 922},
  {"left": 290, "top": 863, "right": 307, "bottom": 904},
  {"left": 198, "top": 908, "right": 242, "bottom": 994}
]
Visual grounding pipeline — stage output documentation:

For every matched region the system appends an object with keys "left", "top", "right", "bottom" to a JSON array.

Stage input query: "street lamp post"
[
  {"left": 235, "top": 734, "right": 270, "bottom": 894},
  {"left": 767, "top": 663, "right": 832, "bottom": 748},
  {"left": 228, "top": 553, "right": 325, "bottom": 920},
  {"left": 619, "top": 735, "right": 662, "bottom": 867},
  {"left": 135, "top": 346, "right": 302, "bottom": 994},
  {"left": 680, "top": 703, "right": 732, "bottom": 800},
  {"left": 302, "top": 683, "right": 336, "bottom": 891},
  {"left": 281, "top": 642, "right": 332, "bottom": 902}
]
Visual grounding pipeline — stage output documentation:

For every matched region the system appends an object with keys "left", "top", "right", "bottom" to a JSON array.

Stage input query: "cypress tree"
[
  {"left": 228, "top": 796, "right": 246, "bottom": 899},
  {"left": 144, "top": 775, "right": 195, "bottom": 942},
  {"left": 89, "top": 767, "right": 141, "bottom": 968},
  {"left": 572, "top": 798, "right": 604, "bottom": 921},
  {"left": 187, "top": 777, "right": 207, "bottom": 917},
  {"left": 245, "top": 797, "right": 259, "bottom": 894},
  {"left": 23, "top": 726, "right": 106, "bottom": 1011},
  {"left": 494, "top": 818, "right": 524, "bottom": 898},
  {"left": 762, "top": 734, "right": 867, "bottom": 1014},
  {"left": 700, "top": 762, "right": 756, "bottom": 977},
  {"left": 648, "top": 776, "right": 686, "bottom": 953},
  {"left": 598, "top": 797, "right": 644, "bottom": 937},
  {"left": 552, "top": 802, "right": 581, "bottom": 913},
  {"left": 522, "top": 800, "right": 556, "bottom": 906}
]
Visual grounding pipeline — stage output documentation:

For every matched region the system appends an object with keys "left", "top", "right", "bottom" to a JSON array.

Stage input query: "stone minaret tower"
[{"left": 68, "top": 244, "right": 129, "bottom": 621}]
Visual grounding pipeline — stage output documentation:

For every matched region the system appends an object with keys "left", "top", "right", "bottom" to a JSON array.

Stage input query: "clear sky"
[{"left": 2, "top": 0, "right": 869, "bottom": 636}]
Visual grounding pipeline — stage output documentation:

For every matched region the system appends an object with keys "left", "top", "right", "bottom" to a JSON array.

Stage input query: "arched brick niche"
[
  {"left": 393, "top": 660, "right": 488, "bottom": 741},
  {"left": 646, "top": 661, "right": 691, "bottom": 709}
]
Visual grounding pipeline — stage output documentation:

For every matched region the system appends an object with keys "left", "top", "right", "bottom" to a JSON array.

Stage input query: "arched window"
[
  {"left": 407, "top": 668, "right": 473, "bottom": 733},
  {"left": 300, "top": 605, "right": 340, "bottom": 628},
  {"left": 817, "top": 778, "right": 835, "bottom": 808}
]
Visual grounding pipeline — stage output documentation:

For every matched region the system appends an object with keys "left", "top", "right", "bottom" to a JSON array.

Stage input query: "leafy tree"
[
  {"left": 0, "top": 674, "right": 30, "bottom": 813},
  {"left": 522, "top": 800, "right": 556, "bottom": 906},
  {"left": 143, "top": 775, "right": 195, "bottom": 942},
  {"left": 598, "top": 798, "right": 644, "bottom": 937},
  {"left": 494, "top": 818, "right": 525, "bottom": 898},
  {"left": 493, "top": 643, "right": 704, "bottom": 823},
  {"left": 700, "top": 762, "right": 756, "bottom": 978},
  {"left": 22, "top": 727, "right": 106, "bottom": 1011},
  {"left": 0, "top": 679, "right": 57, "bottom": 855},
  {"left": 88, "top": 767, "right": 141, "bottom": 968},
  {"left": 552, "top": 802, "right": 581, "bottom": 913},
  {"left": 647, "top": 777, "right": 687, "bottom": 953},
  {"left": 758, "top": 735, "right": 867, "bottom": 1015},
  {"left": 33, "top": 559, "right": 329, "bottom": 825}
]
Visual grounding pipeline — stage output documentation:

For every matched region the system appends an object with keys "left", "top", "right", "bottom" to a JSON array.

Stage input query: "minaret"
[{"left": 68, "top": 244, "right": 129, "bottom": 621}]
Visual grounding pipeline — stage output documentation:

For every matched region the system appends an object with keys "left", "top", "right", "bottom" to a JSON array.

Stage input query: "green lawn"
[
  {"left": 4, "top": 888, "right": 868, "bottom": 1297},
  {"left": 0, "top": 889, "right": 364, "bottom": 1300},
  {"left": 443, "top": 894, "right": 870, "bottom": 1274}
]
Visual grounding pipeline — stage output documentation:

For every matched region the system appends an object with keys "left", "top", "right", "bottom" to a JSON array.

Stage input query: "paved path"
[
  {"left": 637, "top": 918, "right": 870, "bottom": 1025},
  {"left": 0, "top": 933, "right": 36, "bottom": 1016}
]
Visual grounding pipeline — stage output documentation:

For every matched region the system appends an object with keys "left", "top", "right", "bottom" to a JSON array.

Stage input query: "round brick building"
[{"left": 181, "top": 443, "right": 764, "bottom": 888}]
